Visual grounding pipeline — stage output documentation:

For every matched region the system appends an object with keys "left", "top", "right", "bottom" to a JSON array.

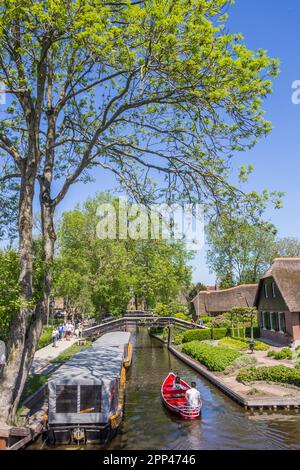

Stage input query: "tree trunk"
[
  {"left": 40, "top": 196, "right": 56, "bottom": 325},
  {"left": 0, "top": 175, "right": 41, "bottom": 424}
]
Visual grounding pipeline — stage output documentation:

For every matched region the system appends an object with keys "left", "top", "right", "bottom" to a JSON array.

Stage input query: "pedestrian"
[
  {"left": 52, "top": 327, "right": 58, "bottom": 348},
  {"left": 58, "top": 324, "right": 64, "bottom": 340}
]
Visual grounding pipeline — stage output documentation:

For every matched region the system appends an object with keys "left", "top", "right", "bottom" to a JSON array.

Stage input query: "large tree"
[
  {"left": 0, "top": 0, "right": 279, "bottom": 423},
  {"left": 53, "top": 193, "right": 193, "bottom": 316},
  {"left": 274, "top": 237, "right": 300, "bottom": 258},
  {"left": 207, "top": 215, "right": 278, "bottom": 287}
]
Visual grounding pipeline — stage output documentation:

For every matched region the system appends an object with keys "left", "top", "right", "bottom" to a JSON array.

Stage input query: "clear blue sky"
[{"left": 44, "top": 1, "right": 300, "bottom": 284}]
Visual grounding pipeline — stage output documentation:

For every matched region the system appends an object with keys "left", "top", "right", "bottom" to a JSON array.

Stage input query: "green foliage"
[
  {"left": 229, "top": 336, "right": 269, "bottom": 351},
  {"left": 154, "top": 304, "right": 170, "bottom": 317},
  {"left": 36, "top": 327, "right": 52, "bottom": 350},
  {"left": 174, "top": 313, "right": 189, "bottom": 321},
  {"left": 267, "top": 348, "right": 293, "bottom": 360},
  {"left": 237, "top": 366, "right": 300, "bottom": 387},
  {"left": 207, "top": 215, "right": 278, "bottom": 286},
  {"left": 219, "top": 337, "right": 249, "bottom": 350},
  {"left": 224, "top": 354, "right": 257, "bottom": 374},
  {"left": 21, "top": 374, "right": 50, "bottom": 402},
  {"left": 53, "top": 194, "right": 193, "bottom": 318},
  {"left": 0, "top": 251, "right": 21, "bottom": 341},
  {"left": 50, "top": 341, "right": 92, "bottom": 364},
  {"left": 182, "top": 328, "right": 228, "bottom": 343},
  {"left": 182, "top": 341, "right": 241, "bottom": 372}
]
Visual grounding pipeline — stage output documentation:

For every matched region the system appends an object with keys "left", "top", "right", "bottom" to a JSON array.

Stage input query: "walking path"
[{"left": 30, "top": 338, "right": 77, "bottom": 375}]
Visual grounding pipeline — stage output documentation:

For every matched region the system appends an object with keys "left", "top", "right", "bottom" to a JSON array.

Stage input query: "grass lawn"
[
  {"left": 50, "top": 341, "right": 92, "bottom": 364},
  {"left": 21, "top": 373, "right": 50, "bottom": 401}
]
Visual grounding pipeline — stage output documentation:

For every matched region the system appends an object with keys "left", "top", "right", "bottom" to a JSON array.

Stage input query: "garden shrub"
[
  {"left": 37, "top": 327, "right": 52, "bottom": 350},
  {"left": 237, "top": 365, "right": 300, "bottom": 388},
  {"left": 182, "top": 327, "right": 228, "bottom": 343},
  {"left": 219, "top": 337, "right": 249, "bottom": 350},
  {"left": 227, "top": 336, "right": 269, "bottom": 351},
  {"left": 182, "top": 340, "right": 241, "bottom": 372},
  {"left": 224, "top": 354, "right": 257, "bottom": 374},
  {"left": 267, "top": 348, "right": 293, "bottom": 360},
  {"left": 174, "top": 313, "right": 189, "bottom": 321}
]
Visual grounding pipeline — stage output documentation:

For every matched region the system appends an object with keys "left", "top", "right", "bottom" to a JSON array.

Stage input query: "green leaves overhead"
[{"left": 0, "top": 0, "right": 280, "bottom": 216}]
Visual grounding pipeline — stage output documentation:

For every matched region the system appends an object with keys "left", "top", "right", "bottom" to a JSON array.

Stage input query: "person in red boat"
[
  {"left": 185, "top": 382, "right": 201, "bottom": 408},
  {"left": 173, "top": 373, "right": 186, "bottom": 391}
]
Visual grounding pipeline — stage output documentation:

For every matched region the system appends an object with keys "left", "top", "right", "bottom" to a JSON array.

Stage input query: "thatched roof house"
[
  {"left": 192, "top": 284, "right": 258, "bottom": 318},
  {"left": 254, "top": 258, "right": 300, "bottom": 345}
]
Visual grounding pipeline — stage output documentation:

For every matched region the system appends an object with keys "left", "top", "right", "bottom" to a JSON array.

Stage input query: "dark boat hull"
[{"left": 47, "top": 423, "right": 117, "bottom": 445}]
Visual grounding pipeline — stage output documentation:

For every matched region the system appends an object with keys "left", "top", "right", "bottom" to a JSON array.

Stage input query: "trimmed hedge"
[
  {"left": 37, "top": 327, "right": 52, "bottom": 350},
  {"left": 182, "top": 328, "right": 228, "bottom": 343},
  {"left": 226, "top": 336, "right": 269, "bottom": 351},
  {"left": 267, "top": 348, "right": 293, "bottom": 360},
  {"left": 237, "top": 366, "right": 300, "bottom": 388},
  {"left": 182, "top": 340, "right": 241, "bottom": 372}
]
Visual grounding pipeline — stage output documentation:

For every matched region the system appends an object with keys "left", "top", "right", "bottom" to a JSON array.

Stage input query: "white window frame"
[
  {"left": 271, "top": 282, "right": 276, "bottom": 298},
  {"left": 264, "top": 284, "right": 268, "bottom": 299}
]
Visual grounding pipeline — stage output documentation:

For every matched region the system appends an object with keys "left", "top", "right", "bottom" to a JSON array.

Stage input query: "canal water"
[{"left": 32, "top": 329, "right": 300, "bottom": 450}]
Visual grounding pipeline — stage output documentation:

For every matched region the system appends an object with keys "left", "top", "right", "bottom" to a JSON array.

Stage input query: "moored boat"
[
  {"left": 92, "top": 331, "right": 133, "bottom": 368},
  {"left": 47, "top": 345, "right": 126, "bottom": 445},
  {"left": 161, "top": 372, "right": 202, "bottom": 419}
]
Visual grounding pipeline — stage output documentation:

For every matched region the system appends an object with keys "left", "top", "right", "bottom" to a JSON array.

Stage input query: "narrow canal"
[{"left": 32, "top": 329, "right": 300, "bottom": 450}]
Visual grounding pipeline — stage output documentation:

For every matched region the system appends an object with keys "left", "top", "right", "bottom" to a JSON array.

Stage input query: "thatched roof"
[
  {"left": 192, "top": 284, "right": 258, "bottom": 316},
  {"left": 254, "top": 258, "right": 300, "bottom": 312}
]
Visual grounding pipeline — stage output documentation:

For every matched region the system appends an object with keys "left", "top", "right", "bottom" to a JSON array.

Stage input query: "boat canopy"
[
  {"left": 92, "top": 331, "right": 131, "bottom": 358},
  {"left": 48, "top": 346, "right": 123, "bottom": 425}
]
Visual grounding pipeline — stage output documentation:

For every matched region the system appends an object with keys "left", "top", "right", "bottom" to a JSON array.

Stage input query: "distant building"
[
  {"left": 192, "top": 284, "right": 258, "bottom": 318},
  {"left": 254, "top": 258, "right": 300, "bottom": 346}
]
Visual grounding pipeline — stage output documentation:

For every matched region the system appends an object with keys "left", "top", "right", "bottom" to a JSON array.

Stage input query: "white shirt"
[{"left": 185, "top": 388, "right": 201, "bottom": 407}]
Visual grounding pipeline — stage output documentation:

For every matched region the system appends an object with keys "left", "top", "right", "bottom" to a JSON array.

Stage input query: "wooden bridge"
[{"left": 82, "top": 313, "right": 203, "bottom": 340}]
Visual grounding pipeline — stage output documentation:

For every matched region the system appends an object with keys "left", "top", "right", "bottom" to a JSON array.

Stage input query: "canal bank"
[{"left": 30, "top": 328, "right": 300, "bottom": 450}]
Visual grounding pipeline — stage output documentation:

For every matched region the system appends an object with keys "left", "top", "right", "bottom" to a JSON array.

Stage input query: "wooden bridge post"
[{"left": 168, "top": 325, "right": 174, "bottom": 346}]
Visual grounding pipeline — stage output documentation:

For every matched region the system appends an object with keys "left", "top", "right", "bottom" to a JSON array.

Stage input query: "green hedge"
[
  {"left": 182, "top": 328, "right": 228, "bottom": 343},
  {"left": 225, "top": 336, "right": 269, "bottom": 351},
  {"left": 267, "top": 348, "right": 293, "bottom": 360},
  {"left": 182, "top": 340, "right": 241, "bottom": 372},
  {"left": 237, "top": 366, "right": 300, "bottom": 387},
  {"left": 37, "top": 327, "right": 52, "bottom": 350}
]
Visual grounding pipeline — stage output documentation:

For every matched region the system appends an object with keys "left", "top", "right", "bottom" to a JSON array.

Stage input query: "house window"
[
  {"left": 260, "top": 312, "right": 265, "bottom": 329},
  {"left": 271, "top": 282, "right": 276, "bottom": 298},
  {"left": 264, "top": 284, "right": 268, "bottom": 299},
  {"left": 278, "top": 312, "right": 286, "bottom": 333},
  {"left": 271, "top": 312, "right": 279, "bottom": 332},
  {"left": 264, "top": 312, "right": 271, "bottom": 330}
]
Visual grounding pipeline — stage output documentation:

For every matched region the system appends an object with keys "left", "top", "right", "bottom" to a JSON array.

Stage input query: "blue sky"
[{"left": 55, "top": 0, "right": 300, "bottom": 284}]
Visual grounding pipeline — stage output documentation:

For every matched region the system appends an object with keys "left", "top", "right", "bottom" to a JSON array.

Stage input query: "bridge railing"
[{"left": 83, "top": 315, "right": 205, "bottom": 339}]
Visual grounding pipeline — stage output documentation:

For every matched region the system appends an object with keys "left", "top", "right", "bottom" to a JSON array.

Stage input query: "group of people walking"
[{"left": 52, "top": 321, "right": 83, "bottom": 347}]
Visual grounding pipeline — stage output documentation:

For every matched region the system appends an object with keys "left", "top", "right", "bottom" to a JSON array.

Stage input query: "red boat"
[{"left": 161, "top": 372, "right": 202, "bottom": 419}]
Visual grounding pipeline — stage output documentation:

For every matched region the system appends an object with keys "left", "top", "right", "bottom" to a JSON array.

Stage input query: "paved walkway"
[{"left": 30, "top": 338, "right": 77, "bottom": 375}]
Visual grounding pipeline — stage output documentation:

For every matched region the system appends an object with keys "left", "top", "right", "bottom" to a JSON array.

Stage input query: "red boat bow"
[{"left": 161, "top": 372, "right": 202, "bottom": 419}]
